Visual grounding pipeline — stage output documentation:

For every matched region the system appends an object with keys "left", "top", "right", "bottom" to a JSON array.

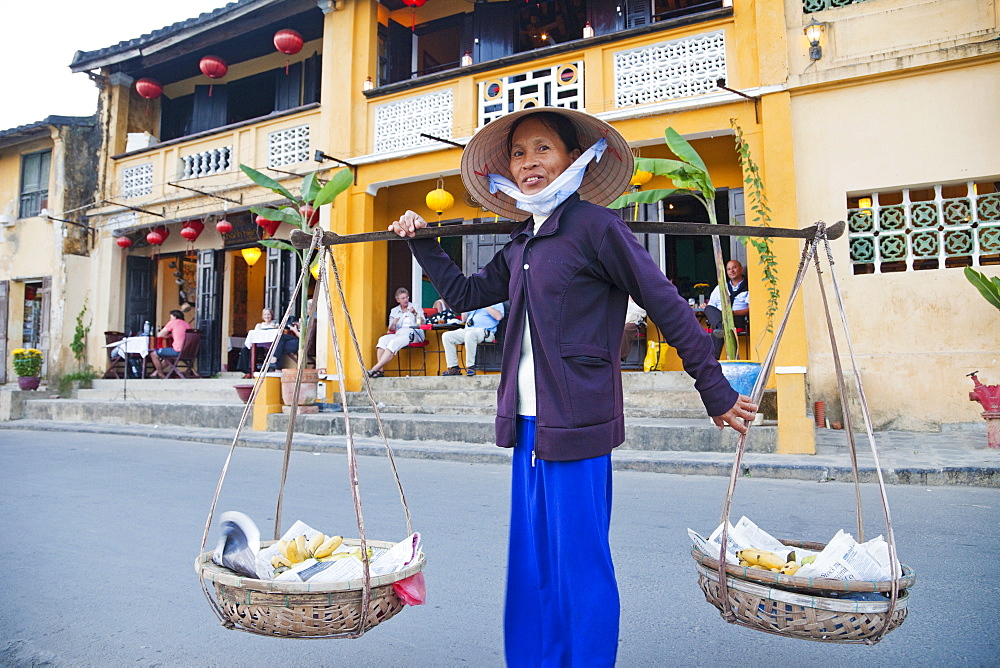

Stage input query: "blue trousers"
[{"left": 504, "top": 416, "right": 620, "bottom": 667}]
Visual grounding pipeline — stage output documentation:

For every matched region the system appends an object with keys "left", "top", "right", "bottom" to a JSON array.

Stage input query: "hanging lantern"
[
  {"left": 199, "top": 55, "right": 228, "bottom": 96},
  {"left": 116, "top": 236, "right": 133, "bottom": 249},
  {"left": 216, "top": 218, "right": 233, "bottom": 234},
  {"left": 256, "top": 213, "right": 282, "bottom": 238},
  {"left": 180, "top": 220, "right": 204, "bottom": 243},
  {"left": 146, "top": 228, "right": 165, "bottom": 246},
  {"left": 135, "top": 78, "right": 162, "bottom": 116},
  {"left": 310, "top": 259, "right": 321, "bottom": 281},
  {"left": 401, "top": 0, "right": 427, "bottom": 31},
  {"left": 273, "top": 28, "right": 304, "bottom": 75},
  {"left": 630, "top": 169, "right": 653, "bottom": 187},
  {"left": 135, "top": 78, "right": 162, "bottom": 100},
  {"left": 241, "top": 247, "right": 262, "bottom": 267},
  {"left": 426, "top": 177, "right": 454, "bottom": 217},
  {"left": 300, "top": 204, "right": 319, "bottom": 228}
]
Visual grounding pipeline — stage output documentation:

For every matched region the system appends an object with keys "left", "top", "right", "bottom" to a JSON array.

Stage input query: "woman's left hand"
[
  {"left": 389, "top": 210, "right": 428, "bottom": 238},
  {"left": 712, "top": 395, "right": 758, "bottom": 434}
]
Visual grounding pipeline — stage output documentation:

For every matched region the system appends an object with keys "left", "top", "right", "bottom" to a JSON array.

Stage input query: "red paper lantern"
[
  {"left": 116, "top": 236, "right": 133, "bottom": 249},
  {"left": 135, "top": 78, "right": 163, "bottom": 100},
  {"left": 180, "top": 220, "right": 204, "bottom": 243},
  {"left": 401, "top": 0, "right": 427, "bottom": 30},
  {"left": 274, "top": 29, "right": 303, "bottom": 55},
  {"left": 216, "top": 219, "right": 232, "bottom": 234},
  {"left": 256, "top": 214, "right": 282, "bottom": 238},
  {"left": 274, "top": 28, "right": 304, "bottom": 75},
  {"left": 300, "top": 204, "right": 319, "bottom": 228},
  {"left": 199, "top": 55, "right": 228, "bottom": 96},
  {"left": 146, "top": 229, "right": 165, "bottom": 246}
]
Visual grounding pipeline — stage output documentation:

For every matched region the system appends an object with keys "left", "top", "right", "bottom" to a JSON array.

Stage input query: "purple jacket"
[{"left": 410, "top": 194, "right": 737, "bottom": 461}]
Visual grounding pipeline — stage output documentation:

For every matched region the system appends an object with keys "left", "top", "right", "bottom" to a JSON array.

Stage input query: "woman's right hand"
[{"left": 389, "top": 210, "right": 428, "bottom": 238}]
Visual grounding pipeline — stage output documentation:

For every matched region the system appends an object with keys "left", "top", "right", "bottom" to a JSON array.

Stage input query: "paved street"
[{"left": 1, "top": 429, "right": 997, "bottom": 666}]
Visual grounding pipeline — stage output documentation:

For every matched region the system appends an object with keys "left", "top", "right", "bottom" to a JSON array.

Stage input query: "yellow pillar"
[
  {"left": 775, "top": 366, "right": 815, "bottom": 454},
  {"left": 252, "top": 376, "right": 283, "bottom": 431}
]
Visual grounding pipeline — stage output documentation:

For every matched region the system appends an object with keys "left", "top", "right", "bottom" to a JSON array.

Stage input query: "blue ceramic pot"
[{"left": 719, "top": 361, "right": 762, "bottom": 397}]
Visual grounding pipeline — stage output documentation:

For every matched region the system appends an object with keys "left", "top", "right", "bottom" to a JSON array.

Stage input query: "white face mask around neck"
[{"left": 487, "top": 138, "right": 607, "bottom": 218}]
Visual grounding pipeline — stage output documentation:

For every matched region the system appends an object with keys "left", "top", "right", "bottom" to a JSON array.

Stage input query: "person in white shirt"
[
  {"left": 619, "top": 297, "right": 646, "bottom": 361},
  {"left": 704, "top": 259, "right": 750, "bottom": 359},
  {"left": 368, "top": 287, "right": 425, "bottom": 378},
  {"left": 441, "top": 303, "right": 505, "bottom": 376}
]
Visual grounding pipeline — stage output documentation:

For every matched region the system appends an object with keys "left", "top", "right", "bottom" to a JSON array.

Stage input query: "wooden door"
[
  {"left": 124, "top": 256, "right": 154, "bottom": 335},
  {"left": 196, "top": 249, "right": 223, "bottom": 376}
]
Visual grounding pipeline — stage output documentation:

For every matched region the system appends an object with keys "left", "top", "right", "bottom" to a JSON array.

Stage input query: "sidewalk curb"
[{"left": 3, "top": 420, "right": 997, "bottom": 488}]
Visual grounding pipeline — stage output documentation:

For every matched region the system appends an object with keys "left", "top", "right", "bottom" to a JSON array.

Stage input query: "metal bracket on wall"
[
  {"left": 103, "top": 200, "right": 165, "bottom": 217},
  {"left": 314, "top": 150, "right": 358, "bottom": 186},
  {"left": 716, "top": 78, "right": 760, "bottom": 124}
]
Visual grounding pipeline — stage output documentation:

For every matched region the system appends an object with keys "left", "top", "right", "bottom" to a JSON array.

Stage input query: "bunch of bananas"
[
  {"left": 271, "top": 533, "right": 343, "bottom": 572},
  {"left": 736, "top": 548, "right": 816, "bottom": 576}
]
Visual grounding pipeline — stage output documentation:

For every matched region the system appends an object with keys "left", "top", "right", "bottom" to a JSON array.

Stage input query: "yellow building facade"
[
  {"left": 0, "top": 116, "right": 100, "bottom": 382},
  {"left": 68, "top": 0, "right": 997, "bottom": 441}
]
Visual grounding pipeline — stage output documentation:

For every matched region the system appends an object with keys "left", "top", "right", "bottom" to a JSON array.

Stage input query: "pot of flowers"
[{"left": 12, "top": 348, "right": 43, "bottom": 390}]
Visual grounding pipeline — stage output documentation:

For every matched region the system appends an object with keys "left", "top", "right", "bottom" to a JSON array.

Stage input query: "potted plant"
[
  {"left": 12, "top": 348, "right": 43, "bottom": 390},
  {"left": 238, "top": 164, "right": 353, "bottom": 406}
]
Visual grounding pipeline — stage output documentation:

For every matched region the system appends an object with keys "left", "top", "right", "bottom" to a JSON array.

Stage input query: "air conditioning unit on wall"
[{"left": 0, "top": 214, "right": 14, "bottom": 227}]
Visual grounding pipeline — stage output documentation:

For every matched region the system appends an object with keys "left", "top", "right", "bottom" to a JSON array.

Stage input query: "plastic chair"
[
  {"left": 161, "top": 330, "right": 202, "bottom": 379},
  {"left": 394, "top": 338, "right": 429, "bottom": 376}
]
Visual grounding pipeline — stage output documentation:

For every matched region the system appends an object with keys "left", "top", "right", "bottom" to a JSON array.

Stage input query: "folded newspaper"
[
  {"left": 212, "top": 511, "right": 422, "bottom": 583},
  {"left": 688, "top": 516, "right": 902, "bottom": 581}
]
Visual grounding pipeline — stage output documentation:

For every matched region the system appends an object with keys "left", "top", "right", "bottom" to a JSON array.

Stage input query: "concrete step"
[
  {"left": 348, "top": 371, "right": 707, "bottom": 419},
  {"left": 21, "top": 398, "right": 248, "bottom": 430},
  {"left": 80, "top": 376, "right": 249, "bottom": 403},
  {"left": 266, "top": 411, "right": 777, "bottom": 453}
]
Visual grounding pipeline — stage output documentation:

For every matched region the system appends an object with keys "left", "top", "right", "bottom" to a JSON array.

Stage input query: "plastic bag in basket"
[{"left": 393, "top": 572, "right": 426, "bottom": 606}]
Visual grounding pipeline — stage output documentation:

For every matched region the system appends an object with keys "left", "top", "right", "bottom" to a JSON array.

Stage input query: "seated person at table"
[
  {"left": 704, "top": 259, "right": 750, "bottom": 359},
  {"left": 619, "top": 297, "right": 647, "bottom": 361},
  {"left": 440, "top": 303, "right": 505, "bottom": 377},
  {"left": 271, "top": 299, "right": 315, "bottom": 370},
  {"left": 150, "top": 310, "right": 191, "bottom": 378},
  {"left": 237, "top": 308, "right": 282, "bottom": 377},
  {"left": 367, "top": 288, "right": 424, "bottom": 378}
]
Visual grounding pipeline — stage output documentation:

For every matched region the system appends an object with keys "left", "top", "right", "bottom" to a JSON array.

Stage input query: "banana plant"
[
  {"left": 239, "top": 164, "right": 353, "bottom": 361},
  {"left": 965, "top": 266, "right": 1000, "bottom": 311},
  {"left": 610, "top": 128, "right": 739, "bottom": 360}
]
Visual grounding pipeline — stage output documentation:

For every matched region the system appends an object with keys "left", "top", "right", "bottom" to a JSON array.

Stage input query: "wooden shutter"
[
  {"left": 590, "top": 0, "right": 625, "bottom": 36},
  {"left": 625, "top": 0, "right": 650, "bottom": 29},
  {"left": 728, "top": 187, "right": 747, "bottom": 266},
  {"left": 303, "top": 53, "right": 322, "bottom": 104},
  {"left": 191, "top": 85, "right": 228, "bottom": 134},
  {"left": 274, "top": 62, "right": 303, "bottom": 111},
  {"left": 124, "top": 256, "right": 155, "bottom": 336},
  {"left": 474, "top": 1, "right": 514, "bottom": 63},
  {"left": 386, "top": 19, "right": 413, "bottom": 84},
  {"left": 196, "top": 249, "right": 223, "bottom": 376}
]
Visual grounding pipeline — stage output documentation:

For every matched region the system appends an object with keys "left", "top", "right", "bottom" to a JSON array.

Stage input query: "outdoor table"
[
  {"left": 244, "top": 328, "right": 281, "bottom": 372},
  {"left": 104, "top": 336, "right": 155, "bottom": 378}
]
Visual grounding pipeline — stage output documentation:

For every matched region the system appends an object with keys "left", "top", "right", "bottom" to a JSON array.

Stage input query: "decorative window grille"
[
  {"left": 267, "top": 125, "right": 310, "bottom": 168},
  {"left": 122, "top": 163, "right": 153, "bottom": 199},
  {"left": 803, "top": 0, "right": 872, "bottom": 13},
  {"left": 180, "top": 145, "right": 233, "bottom": 179},
  {"left": 373, "top": 89, "right": 454, "bottom": 154},
  {"left": 614, "top": 30, "right": 726, "bottom": 108},
  {"left": 848, "top": 182, "right": 1000, "bottom": 274},
  {"left": 478, "top": 62, "right": 584, "bottom": 128}
]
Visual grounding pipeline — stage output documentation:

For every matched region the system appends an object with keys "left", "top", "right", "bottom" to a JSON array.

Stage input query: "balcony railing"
[
  {"left": 180, "top": 145, "right": 233, "bottom": 179},
  {"left": 113, "top": 106, "right": 320, "bottom": 202}
]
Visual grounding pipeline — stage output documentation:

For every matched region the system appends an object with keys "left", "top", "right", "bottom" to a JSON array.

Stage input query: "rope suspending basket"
[
  {"left": 689, "top": 222, "right": 915, "bottom": 645},
  {"left": 195, "top": 229, "right": 424, "bottom": 638}
]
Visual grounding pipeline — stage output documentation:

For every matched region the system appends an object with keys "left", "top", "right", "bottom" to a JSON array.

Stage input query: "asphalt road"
[{"left": 1, "top": 429, "right": 997, "bottom": 666}]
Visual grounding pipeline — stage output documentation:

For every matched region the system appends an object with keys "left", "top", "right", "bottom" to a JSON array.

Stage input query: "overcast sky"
[{"left": 0, "top": 0, "right": 228, "bottom": 131}]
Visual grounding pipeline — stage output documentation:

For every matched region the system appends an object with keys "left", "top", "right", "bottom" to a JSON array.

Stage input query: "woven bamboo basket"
[
  {"left": 196, "top": 539, "right": 426, "bottom": 638},
  {"left": 690, "top": 539, "right": 916, "bottom": 595},
  {"left": 695, "top": 562, "right": 909, "bottom": 643}
]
